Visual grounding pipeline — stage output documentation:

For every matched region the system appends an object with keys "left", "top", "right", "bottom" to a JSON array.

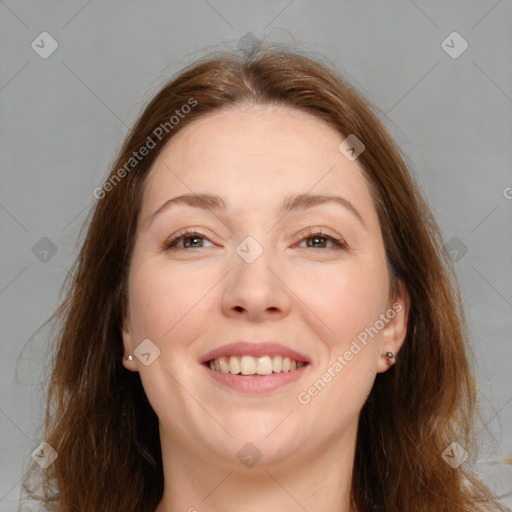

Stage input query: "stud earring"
[
  {"left": 126, "top": 355, "right": 133, "bottom": 361},
  {"left": 382, "top": 352, "right": 396, "bottom": 366}
]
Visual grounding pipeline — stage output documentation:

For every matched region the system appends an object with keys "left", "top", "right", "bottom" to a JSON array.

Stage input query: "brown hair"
[{"left": 21, "top": 44, "right": 508, "bottom": 512}]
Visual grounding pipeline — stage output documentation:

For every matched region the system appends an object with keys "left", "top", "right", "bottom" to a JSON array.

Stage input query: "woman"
[{"left": 22, "top": 45, "right": 508, "bottom": 511}]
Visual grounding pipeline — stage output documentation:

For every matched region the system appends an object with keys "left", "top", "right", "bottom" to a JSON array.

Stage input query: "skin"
[{"left": 121, "top": 103, "right": 409, "bottom": 512}]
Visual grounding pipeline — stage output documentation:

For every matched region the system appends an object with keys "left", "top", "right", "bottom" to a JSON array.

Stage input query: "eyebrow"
[{"left": 149, "top": 192, "right": 366, "bottom": 228}]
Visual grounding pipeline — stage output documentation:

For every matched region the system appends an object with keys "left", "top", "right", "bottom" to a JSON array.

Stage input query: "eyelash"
[{"left": 161, "top": 229, "right": 347, "bottom": 251}]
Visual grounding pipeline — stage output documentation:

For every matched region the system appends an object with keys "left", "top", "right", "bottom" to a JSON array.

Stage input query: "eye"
[
  {"left": 297, "top": 230, "right": 347, "bottom": 249},
  {"left": 161, "top": 229, "right": 347, "bottom": 251},
  {"left": 161, "top": 230, "right": 213, "bottom": 250}
]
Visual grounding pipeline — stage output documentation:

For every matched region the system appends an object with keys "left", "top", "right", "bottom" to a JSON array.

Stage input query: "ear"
[
  {"left": 376, "top": 280, "right": 410, "bottom": 373},
  {"left": 120, "top": 296, "right": 138, "bottom": 372}
]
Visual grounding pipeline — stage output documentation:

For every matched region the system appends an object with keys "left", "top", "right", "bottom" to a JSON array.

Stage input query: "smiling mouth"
[{"left": 205, "top": 355, "right": 308, "bottom": 376}]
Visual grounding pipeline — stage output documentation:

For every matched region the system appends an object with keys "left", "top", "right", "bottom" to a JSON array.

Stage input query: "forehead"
[{"left": 141, "top": 104, "right": 374, "bottom": 218}]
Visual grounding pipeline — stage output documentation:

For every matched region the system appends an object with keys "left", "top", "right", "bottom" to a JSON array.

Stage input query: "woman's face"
[{"left": 122, "top": 103, "right": 408, "bottom": 470}]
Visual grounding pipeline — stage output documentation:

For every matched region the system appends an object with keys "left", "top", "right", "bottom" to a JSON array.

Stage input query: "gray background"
[{"left": 1, "top": 0, "right": 511, "bottom": 509}]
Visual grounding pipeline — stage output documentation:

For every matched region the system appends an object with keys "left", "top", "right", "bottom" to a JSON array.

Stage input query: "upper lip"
[{"left": 199, "top": 341, "right": 311, "bottom": 364}]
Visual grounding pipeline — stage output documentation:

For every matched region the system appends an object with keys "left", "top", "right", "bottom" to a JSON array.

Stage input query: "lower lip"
[{"left": 202, "top": 363, "right": 309, "bottom": 393}]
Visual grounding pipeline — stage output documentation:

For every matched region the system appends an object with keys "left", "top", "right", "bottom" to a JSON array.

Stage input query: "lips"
[{"left": 199, "top": 341, "right": 311, "bottom": 365}]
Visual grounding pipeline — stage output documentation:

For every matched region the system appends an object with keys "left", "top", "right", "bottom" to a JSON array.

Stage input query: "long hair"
[{"left": 21, "top": 44, "right": 508, "bottom": 512}]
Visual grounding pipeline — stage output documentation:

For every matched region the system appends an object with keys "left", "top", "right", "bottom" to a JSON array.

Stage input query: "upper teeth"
[{"left": 208, "top": 355, "right": 305, "bottom": 375}]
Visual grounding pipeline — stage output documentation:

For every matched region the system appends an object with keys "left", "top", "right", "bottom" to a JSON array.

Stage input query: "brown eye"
[
  {"left": 298, "top": 232, "right": 346, "bottom": 249},
  {"left": 181, "top": 236, "right": 205, "bottom": 248},
  {"left": 162, "top": 230, "right": 212, "bottom": 250}
]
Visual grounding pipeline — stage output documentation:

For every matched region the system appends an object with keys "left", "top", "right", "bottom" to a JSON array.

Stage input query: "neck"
[{"left": 154, "top": 419, "right": 359, "bottom": 512}]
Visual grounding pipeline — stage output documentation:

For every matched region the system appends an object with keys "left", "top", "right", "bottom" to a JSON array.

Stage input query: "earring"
[
  {"left": 126, "top": 355, "right": 133, "bottom": 361},
  {"left": 382, "top": 352, "right": 396, "bottom": 366}
]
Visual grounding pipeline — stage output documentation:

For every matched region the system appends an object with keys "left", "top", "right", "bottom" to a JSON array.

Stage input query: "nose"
[{"left": 221, "top": 246, "right": 292, "bottom": 322}]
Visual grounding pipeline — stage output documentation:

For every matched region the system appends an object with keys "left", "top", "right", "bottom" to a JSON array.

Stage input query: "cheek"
[
  {"left": 126, "top": 263, "right": 220, "bottom": 427},
  {"left": 291, "top": 256, "right": 389, "bottom": 346},
  {"left": 301, "top": 254, "right": 389, "bottom": 410},
  {"left": 127, "top": 261, "right": 219, "bottom": 346},
  {"left": 304, "top": 356, "right": 377, "bottom": 419}
]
